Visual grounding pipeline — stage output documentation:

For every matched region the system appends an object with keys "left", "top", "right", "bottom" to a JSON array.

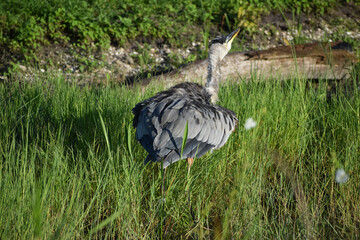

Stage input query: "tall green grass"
[{"left": 0, "top": 74, "right": 359, "bottom": 239}]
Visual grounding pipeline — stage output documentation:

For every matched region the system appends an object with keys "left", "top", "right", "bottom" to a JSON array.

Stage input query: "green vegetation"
[
  {"left": 1, "top": 73, "right": 359, "bottom": 238},
  {"left": 1, "top": 0, "right": 357, "bottom": 53},
  {"left": 1, "top": 0, "right": 359, "bottom": 78}
]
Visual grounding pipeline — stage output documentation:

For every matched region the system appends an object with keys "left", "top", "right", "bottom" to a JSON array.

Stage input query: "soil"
[{"left": 1, "top": 2, "right": 359, "bottom": 85}]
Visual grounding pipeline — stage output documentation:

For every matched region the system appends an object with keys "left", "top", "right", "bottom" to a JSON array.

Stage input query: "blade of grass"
[{"left": 180, "top": 121, "right": 189, "bottom": 159}]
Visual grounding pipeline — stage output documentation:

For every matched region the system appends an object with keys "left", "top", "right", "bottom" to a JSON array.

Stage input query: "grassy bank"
[
  {"left": 1, "top": 0, "right": 360, "bottom": 83},
  {"left": 0, "top": 73, "right": 359, "bottom": 238},
  {"left": 1, "top": 0, "right": 357, "bottom": 54}
]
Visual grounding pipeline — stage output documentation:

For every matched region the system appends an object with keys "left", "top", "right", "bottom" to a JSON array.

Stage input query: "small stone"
[
  {"left": 155, "top": 57, "right": 164, "bottom": 63},
  {"left": 19, "top": 65, "right": 27, "bottom": 72},
  {"left": 125, "top": 54, "right": 134, "bottom": 65}
]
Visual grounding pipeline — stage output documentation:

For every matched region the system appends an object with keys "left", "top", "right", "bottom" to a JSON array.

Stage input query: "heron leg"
[
  {"left": 186, "top": 158, "right": 197, "bottom": 223},
  {"left": 187, "top": 158, "right": 194, "bottom": 172},
  {"left": 162, "top": 167, "right": 167, "bottom": 197}
]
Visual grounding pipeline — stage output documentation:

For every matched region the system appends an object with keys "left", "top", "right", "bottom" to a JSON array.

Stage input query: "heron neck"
[{"left": 205, "top": 55, "right": 221, "bottom": 103}]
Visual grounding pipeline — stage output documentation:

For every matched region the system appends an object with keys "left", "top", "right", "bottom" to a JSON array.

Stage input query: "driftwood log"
[{"left": 140, "top": 41, "right": 357, "bottom": 88}]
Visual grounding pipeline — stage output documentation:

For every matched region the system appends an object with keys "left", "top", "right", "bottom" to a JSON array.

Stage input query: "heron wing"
[{"left": 149, "top": 98, "right": 237, "bottom": 167}]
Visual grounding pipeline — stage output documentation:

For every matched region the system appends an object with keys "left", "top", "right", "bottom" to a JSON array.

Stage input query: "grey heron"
[{"left": 132, "top": 28, "right": 240, "bottom": 170}]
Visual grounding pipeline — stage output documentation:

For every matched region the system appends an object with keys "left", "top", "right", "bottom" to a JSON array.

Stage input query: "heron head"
[{"left": 209, "top": 28, "right": 240, "bottom": 61}]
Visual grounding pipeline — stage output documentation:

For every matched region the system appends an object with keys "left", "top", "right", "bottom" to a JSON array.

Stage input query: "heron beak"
[{"left": 226, "top": 28, "right": 240, "bottom": 44}]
